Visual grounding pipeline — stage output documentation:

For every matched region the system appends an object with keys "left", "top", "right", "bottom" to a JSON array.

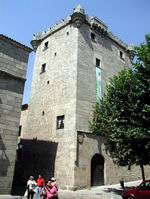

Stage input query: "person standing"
[
  {"left": 50, "top": 178, "right": 58, "bottom": 199},
  {"left": 50, "top": 178, "right": 58, "bottom": 191},
  {"left": 26, "top": 176, "right": 37, "bottom": 199},
  {"left": 36, "top": 174, "right": 45, "bottom": 199},
  {"left": 44, "top": 180, "right": 58, "bottom": 199},
  {"left": 120, "top": 177, "right": 125, "bottom": 189}
]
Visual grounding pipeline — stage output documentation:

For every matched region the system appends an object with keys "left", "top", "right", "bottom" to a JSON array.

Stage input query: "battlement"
[
  {"left": 31, "top": 6, "right": 129, "bottom": 51},
  {"left": 89, "top": 16, "right": 108, "bottom": 31}
]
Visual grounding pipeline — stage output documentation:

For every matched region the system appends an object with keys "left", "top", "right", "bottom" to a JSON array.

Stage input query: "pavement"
[{"left": 0, "top": 180, "right": 142, "bottom": 199}]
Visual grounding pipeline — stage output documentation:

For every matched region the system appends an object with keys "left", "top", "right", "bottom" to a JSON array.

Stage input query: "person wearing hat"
[
  {"left": 26, "top": 176, "right": 37, "bottom": 199},
  {"left": 44, "top": 180, "right": 58, "bottom": 199},
  {"left": 50, "top": 177, "right": 58, "bottom": 191}
]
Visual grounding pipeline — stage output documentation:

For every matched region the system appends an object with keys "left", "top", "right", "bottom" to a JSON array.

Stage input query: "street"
[{"left": 0, "top": 180, "right": 141, "bottom": 199}]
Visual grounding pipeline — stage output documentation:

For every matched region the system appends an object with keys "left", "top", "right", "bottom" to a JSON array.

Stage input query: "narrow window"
[
  {"left": 91, "top": 32, "right": 96, "bottom": 41},
  {"left": 96, "top": 58, "right": 100, "bottom": 67},
  {"left": 119, "top": 51, "right": 125, "bottom": 60},
  {"left": 96, "top": 63, "right": 102, "bottom": 102},
  {"left": 67, "top": 32, "right": 69, "bottom": 35},
  {"left": 47, "top": 81, "right": 50, "bottom": 84},
  {"left": 18, "top": 125, "right": 22, "bottom": 137},
  {"left": 41, "top": 63, "right": 46, "bottom": 73},
  {"left": 56, "top": 115, "right": 65, "bottom": 129},
  {"left": 42, "top": 111, "right": 45, "bottom": 116},
  {"left": 54, "top": 52, "right": 57, "bottom": 56},
  {"left": 44, "top": 41, "right": 49, "bottom": 50}
]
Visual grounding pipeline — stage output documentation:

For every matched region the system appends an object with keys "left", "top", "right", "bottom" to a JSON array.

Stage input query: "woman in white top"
[{"left": 26, "top": 176, "right": 37, "bottom": 199}]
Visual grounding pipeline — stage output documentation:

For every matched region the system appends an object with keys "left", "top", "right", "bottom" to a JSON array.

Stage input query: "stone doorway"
[{"left": 91, "top": 153, "right": 104, "bottom": 186}]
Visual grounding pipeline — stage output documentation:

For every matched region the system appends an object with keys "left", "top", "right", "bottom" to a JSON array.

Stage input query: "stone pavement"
[
  {"left": 0, "top": 180, "right": 141, "bottom": 199},
  {"left": 59, "top": 180, "right": 141, "bottom": 199}
]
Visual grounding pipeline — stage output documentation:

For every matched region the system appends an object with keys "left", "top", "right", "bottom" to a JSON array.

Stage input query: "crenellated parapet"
[
  {"left": 31, "top": 5, "right": 130, "bottom": 51},
  {"left": 108, "top": 31, "right": 128, "bottom": 49},
  {"left": 30, "top": 18, "right": 70, "bottom": 51},
  {"left": 89, "top": 17, "right": 108, "bottom": 37}
]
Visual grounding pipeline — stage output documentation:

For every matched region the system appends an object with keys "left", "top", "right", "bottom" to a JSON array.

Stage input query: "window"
[
  {"left": 91, "top": 32, "right": 96, "bottom": 41},
  {"left": 67, "top": 32, "right": 69, "bottom": 36},
  {"left": 42, "top": 111, "right": 45, "bottom": 116},
  {"left": 54, "top": 52, "right": 57, "bottom": 56},
  {"left": 119, "top": 50, "right": 125, "bottom": 60},
  {"left": 43, "top": 41, "right": 49, "bottom": 50},
  {"left": 47, "top": 81, "right": 50, "bottom": 84},
  {"left": 18, "top": 125, "right": 22, "bottom": 137},
  {"left": 41, "top": 63, "right": 46, "bottom": 73},
  {"left": 139, "top": 182, "right": 150, "bottom": 190},
  {"left": 21, "top": 104, "right": 28, "bottom": 111},
  {"left": 96, "top": 58, "right": 100, "bottom": 67},
  {"left": 96, "top": 59, "right": 102, "bottom": 100},
  {"left": 56, "top": 115, "right": 65, "bottom": 129}
]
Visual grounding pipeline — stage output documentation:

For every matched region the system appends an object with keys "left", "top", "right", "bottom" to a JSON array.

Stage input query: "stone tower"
[
  {"left": 0, "top": 35, "right": 32, "bottom": 193},
  {"left": 19, "top": 6, "right": 149, "bottom": 189}
]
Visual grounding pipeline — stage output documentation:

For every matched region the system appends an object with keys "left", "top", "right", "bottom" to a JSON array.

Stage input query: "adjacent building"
[
  {"left": 18, "top": 6, "right": 150, "bottom": 190},
  {"left": 0, "top": 34, "right": 32, "bottom": 193}
]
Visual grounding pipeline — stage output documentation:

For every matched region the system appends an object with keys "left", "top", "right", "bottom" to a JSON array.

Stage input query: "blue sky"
[{"left": 1, "top": 0, "right": 150, "bottom": 104}]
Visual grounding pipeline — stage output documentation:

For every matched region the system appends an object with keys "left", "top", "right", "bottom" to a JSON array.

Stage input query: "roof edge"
[
  {"left": 0, "top": 34, "right": 33, "bottom": 53},
  {"left": 31, "top": 6, "right": 129, "bottom": 51}
]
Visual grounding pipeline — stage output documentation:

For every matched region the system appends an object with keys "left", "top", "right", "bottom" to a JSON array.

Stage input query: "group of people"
[{"left": 25, "top": 174, "right": 58, "bottom": 199}]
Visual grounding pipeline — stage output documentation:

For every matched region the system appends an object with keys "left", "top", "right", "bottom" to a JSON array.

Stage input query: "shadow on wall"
[
  {"left": 12, "top": 138, "right": 58, "bottom": 195},
  {"left": 0, "top": 135, "right": 10, "bottom": 176},
  {"left": 0, "top": 71, "right": 24, "bottom": 94},
  {"left": 78, "top": 25, "right": 113, "bottom": 52}
]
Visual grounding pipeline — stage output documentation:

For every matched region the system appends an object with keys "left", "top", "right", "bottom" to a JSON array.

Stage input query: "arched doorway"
[{"left": 91, "top": 153, "right": 104, "bottom": 186}]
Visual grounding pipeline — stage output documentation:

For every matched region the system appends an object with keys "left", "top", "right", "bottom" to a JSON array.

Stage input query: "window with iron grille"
[{"left": 56, "top": 115, "right": 65, "bottom": 129}]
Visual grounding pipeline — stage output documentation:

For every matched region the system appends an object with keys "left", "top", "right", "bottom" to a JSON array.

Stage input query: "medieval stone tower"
[{"left": 19, "top": 6, "right": 150, "bottom": 190}]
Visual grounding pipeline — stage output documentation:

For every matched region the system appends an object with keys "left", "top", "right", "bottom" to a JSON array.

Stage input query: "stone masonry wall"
[
  {"left": 75, "top": 132, "right": 150, "bottom": 188},
  {"left": 0, "top": 36, "right": 31, "bottom": 193},
  {"left": 76, "top": 23, "right": 131, "bottom": 133},
  {"left": 74, "top": 23, "right": 150, "bottom": 187},
  {"left": 22, "top": 24, "right": 79, "bottom": 190}
]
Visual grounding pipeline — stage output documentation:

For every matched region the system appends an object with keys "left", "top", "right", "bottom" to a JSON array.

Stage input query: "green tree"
[{"left": 90, "top": 35, "right": 150, "bottom": 180}]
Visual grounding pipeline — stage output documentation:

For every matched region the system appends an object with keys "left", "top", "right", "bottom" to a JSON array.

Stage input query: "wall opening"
[{"left": 91, "top": 153, "right": 104, "bottom": 186}]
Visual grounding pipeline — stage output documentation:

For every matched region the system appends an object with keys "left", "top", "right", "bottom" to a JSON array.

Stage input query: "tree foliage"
[{"left": 90, "top": 35, "right": 150, "bottom": 179}]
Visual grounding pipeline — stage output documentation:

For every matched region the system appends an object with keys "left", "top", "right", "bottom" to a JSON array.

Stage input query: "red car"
[{"left": 122, "top": 180, "right": 150, "bottom": 199}]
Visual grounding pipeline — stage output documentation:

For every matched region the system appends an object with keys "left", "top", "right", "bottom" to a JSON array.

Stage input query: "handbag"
[{"left": 24, "top": 190, "right": 28, "bottom": 197}]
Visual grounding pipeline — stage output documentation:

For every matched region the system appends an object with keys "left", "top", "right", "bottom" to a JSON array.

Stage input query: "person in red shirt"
[{"left": 36, "top": 174, "right": 45, "bottom": 199}]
